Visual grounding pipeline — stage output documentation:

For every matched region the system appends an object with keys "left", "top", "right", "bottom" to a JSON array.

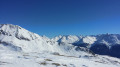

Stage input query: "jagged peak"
[
  {"left": 0, "top": 24, "right": 25, "bottom": 35},
  {"left": 0, "top": 24, "right": 22, "bottom": 29},
  {"left": 0, "top": 24, "right": 42, "bottom": 41},
  {"left": 0, "top": 24, "right": 26, "bottom": 34}
]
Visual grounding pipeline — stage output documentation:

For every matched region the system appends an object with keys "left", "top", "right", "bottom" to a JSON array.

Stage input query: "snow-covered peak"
[
  {"left": 95, "top": 34, "right": 120, "bottom": 46},
  {"left": 0, "top": 24, "right": 22, "bottom": 36},
  {"left": 0, "top": 24, "right": 42, "bottom": 41},
  {"left": 52, "top": 35, "right": 82, "bottom": 44},
  {"left": 82, "top": 36, "right": 97, "bottom": 44},
  {"left": 0, "top": 24, "right": 52, "bottom": 52}
]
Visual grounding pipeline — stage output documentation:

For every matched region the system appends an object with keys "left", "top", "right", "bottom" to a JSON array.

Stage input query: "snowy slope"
[
  {"left": 0, "top": 49, "right": 120, "bottom": 67},
  {"left": 0, "top": 24, "right": 92, "bottom": 56},
  {"left": 0, "top": 24, "right": 120, "bottom": 67},
  {"left": 0, "top": 24, "right": 52, "bottom": 52}
]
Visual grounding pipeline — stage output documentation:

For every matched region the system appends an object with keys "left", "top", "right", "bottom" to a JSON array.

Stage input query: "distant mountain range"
[{"left": 52, "top": 34, "right": 120, "bottom": 58}]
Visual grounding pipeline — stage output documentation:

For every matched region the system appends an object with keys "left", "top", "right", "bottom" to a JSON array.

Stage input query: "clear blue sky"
[{"left": 0, "top": 0, "right": 120, "bottom": 37}]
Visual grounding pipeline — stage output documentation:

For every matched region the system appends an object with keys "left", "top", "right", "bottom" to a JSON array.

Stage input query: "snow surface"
[{"left": 0, "top": 45, "right": 120, "bottom": 67}]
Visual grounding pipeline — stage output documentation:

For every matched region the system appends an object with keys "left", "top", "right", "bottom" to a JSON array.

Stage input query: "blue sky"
[{"left": 0, "top": 0, "right": 120, "bottom": 37}]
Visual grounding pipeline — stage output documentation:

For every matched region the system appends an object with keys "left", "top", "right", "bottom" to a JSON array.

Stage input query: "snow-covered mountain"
[
  {"left": 0, "top": 24, "right": 92, "bottom": 56},
  {"left": 52, "top": 34, "right": 120, "bottom": 47},
  {"left": 0, "top": 24, "right": 120, "bottom": 67},
  {"left": 52, "top": 34, "right": 120, "bottom": 58}
]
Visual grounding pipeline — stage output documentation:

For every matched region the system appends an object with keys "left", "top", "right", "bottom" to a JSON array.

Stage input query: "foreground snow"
[{"left": 0, "top": 48, "right": 120, "bottom": 67}]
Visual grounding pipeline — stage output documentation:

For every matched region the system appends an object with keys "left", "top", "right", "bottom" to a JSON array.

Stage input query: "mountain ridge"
[{"left": 0, "top": 24, "right": 120, "bottom": 58}]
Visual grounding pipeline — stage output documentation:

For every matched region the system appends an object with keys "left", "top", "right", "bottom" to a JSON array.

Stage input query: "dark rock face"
[
  {"left": 0, "top": 41, "right": 22, "bottom": 51},
  {"left": 90, "top": 44, "right": 110, "bottom": 55},
  {"left": 110, "top": 44, "right": 120, "bottom": 58},
  {"left": 15, "top": 35, "right": 30, "bottom": 41},
  {"left": 72, "top": 42, "right": 120, "bottom": 58},
  {"left": 89, "top": 44, "right": 120, "bottom": 58},
  {"left": 73, "top": 43, "right": 89, "bottom": 48}
]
